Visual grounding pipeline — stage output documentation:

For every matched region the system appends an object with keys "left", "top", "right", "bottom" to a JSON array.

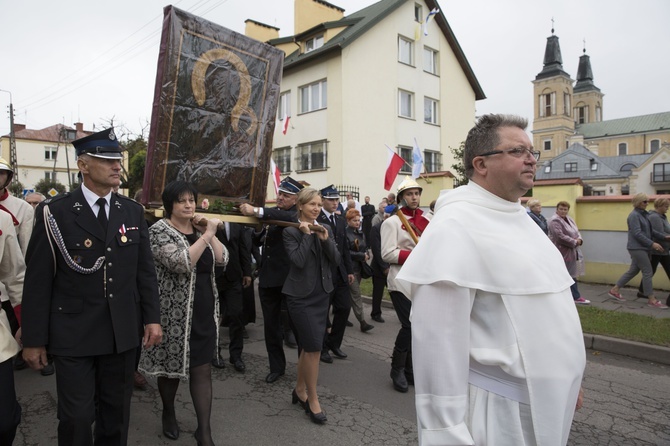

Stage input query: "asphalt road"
[{"left": 13, "top": 299, "right": 670, "bottom": 445}]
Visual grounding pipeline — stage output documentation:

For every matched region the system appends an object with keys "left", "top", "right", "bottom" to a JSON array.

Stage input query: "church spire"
[
  {"left": 535, "top": 22, "right": 569, "bottom": 80},
  {"left": 574, "top": 41, "right": 601, "bottom": 93}
]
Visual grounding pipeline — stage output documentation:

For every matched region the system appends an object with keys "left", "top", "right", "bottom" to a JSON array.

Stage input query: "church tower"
[
  {"left": 531, "top": 27, "right": 575, "bottom": 160},
  {"left": 573, "top": 46, "right": 604, "bottom": 125}
]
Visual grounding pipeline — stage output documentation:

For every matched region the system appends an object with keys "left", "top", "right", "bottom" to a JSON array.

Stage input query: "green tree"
[
  {"left": 34, "top": 178, "right": 66, "bottom": 196},
  {"left": 449, "top": 141, "right": 468, "bottom": 186},
  {"left": 126, "top": 148, "right": 147, "bottom": 198}
]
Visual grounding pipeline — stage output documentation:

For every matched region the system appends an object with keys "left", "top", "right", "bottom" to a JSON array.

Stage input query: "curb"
[{"left": 362, "top": 296, "right": 670, "bottom": 366}]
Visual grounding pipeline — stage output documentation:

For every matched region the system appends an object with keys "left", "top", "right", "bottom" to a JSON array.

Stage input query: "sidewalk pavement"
[{"left": 364, "top": 281, "right": 670, "bottom": 366}]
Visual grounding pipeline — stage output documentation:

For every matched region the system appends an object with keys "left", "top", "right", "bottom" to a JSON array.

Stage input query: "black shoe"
[
  {"left": 40, "top": 362, "right": 55, "bottom": 376},
  {"left": 345, "top": 320, "right": 354, "bottom": 327},
  {"left": 320, "top": 349, "right": 333, "bottom": 364},
  {"left": 211, "top": 357, "right": 226, "bottom": 369},
  {"left": 230, "top": 358, "right": 246, "bottom": 373},
  {"left": 265, "top": 371, "right": 284, "bottom": 383},
  {"left": 162, "top": 410, "right": 179, "bottom": 440},
  {"left": 371, "top": 315, "right": 385, "bottom": 323},
  {"left": 360, "top": 321, "right": 374, "bottom": 332},
  {"left": 327, "top": 342, "right": 348, "bottom": 359},
  {"left": 305, "top": 399, "right": 327, "bottom": 424},
  {"left": 292, "top": 389, "right": 308, "bottom": 412}
]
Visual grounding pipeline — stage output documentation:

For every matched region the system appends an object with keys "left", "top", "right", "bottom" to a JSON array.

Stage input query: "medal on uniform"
[
  {"left": 84, "top": 239, "right": 93, "bottom": 248},
  {"left": 119, "top": 224, "right": 128, "bottom": 243}
]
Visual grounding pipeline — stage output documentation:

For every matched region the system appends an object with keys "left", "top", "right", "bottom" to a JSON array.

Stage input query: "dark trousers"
[
  {"left": 638, "top": 254, "right": 670, "bottom": 296},
  {"left": 326, "top": 281, "right": 352, "bottom": 348},
  {"left": 242, "top": 278, "right": 256, "bottom": 324},
  {"left": 54, "top": 349, "right": 135, "bottom": 446},
  {"left": 218, "top": 279, "right": 244, "bottom": 361},
  {"left": 0, "top": 357, "right": 21, "bottom": 445},
  {"left": 389, "top": 291, "right": 412, "bottom": 353},
  {"left": 570, "top": 281, "right": 581, "bottom": 300},
  {"left": 259, "top": 286, "right": 288, "bottom": 374},
  {"left": 371, "top": 275, "right": 387, "bottom": 317}
]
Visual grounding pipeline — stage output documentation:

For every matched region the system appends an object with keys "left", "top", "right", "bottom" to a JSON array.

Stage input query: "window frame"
[
  {"left": 618, "top": 142, "right": 628, "bottom": 156},
  {"left": 414, "top": 3, "right": 423, "bottom": 22},
  {"left": 398, "top": 146, "right": 412, "bottom": 173},
  {"left": 650, "top": 139, "right": 661, "bottom": 154},
  {"left": 295, "top": 140, "right": 328, "bottom": 172},
  {"left": 424, "top": 150, "right": 442, "bottom": 173},
  {"left": 398, "top": 89, "right": 415, "bottom": 119},
  {"left": 305, "top": 34, "right": 324, "bottom": 53},
  {"left": 273, "top": 146, "right": 292, "bottom": 174},
  {"left": 45, "top": 170, "right": 56, "bottom": 181},
  {"left": 653, "top": 163, "right": 670, "bottom": 182},
  {"left": 423, "top": 46, "right": 438, "bottom": 75},
  {"left": 564, "top": 162, "right": 578, "bottom": 172},
  {"left": 543, "top": 139, "right": 552, "bottom": 151},
  {"left": 278, "top": 91, "right": 291, "bottom": 120},
  {"left": 398, "top": 35, "right": 414, "bottom": 66},
  {"left": 299, "top": 79, "right": 327, "bottom": 114},
  {"left": 423, "top": 97, "right": 439, "bottom": 125},
  {"left": 45, "top": 146, "right": 57, "bottom": 161}
]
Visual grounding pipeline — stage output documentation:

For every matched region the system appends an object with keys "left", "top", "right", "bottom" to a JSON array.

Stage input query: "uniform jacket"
[
  {"left": 369, "top": 221, "right": 389, "bottom": 277},
  {"left": 140, "top": 219, "right": 228, "bottom": 379},
  {"left": 21, "top": 188, "right": 161, "bottom": 356},
  {"left": 0, "top": 212, "right": 24, "bottom": 363},
  {"left": 317, "top": 211, "right": 353, "bottom": 285},
  {"left": 281, "top": 225, "right": 340, "bottom": 297},
  {"left": 0, "top": 191, "right": 34, "bottom": 256},
  {"left": 254, "top": 205, "right": 297, "bottom": 288},
  {"left": 215, "top": 222, "right": 252, "bottom": 285}
]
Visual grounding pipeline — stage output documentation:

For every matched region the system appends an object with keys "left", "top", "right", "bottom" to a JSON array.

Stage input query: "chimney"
[
  {"left": 74, "top": 122, "right": 84, "bottom": 133},
  {"left": 13, "top": 123, "right": 26, "bottom": 132},
  {"left": 294, "top": 0, "right": 344, "bottom": 36},
  {"left": 245, "top": 19, "right": 280, "bottom": 42}
]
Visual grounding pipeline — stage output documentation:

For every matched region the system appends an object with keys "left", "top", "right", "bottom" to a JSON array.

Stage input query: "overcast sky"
[{"left": 1, "top": 0, "right": 668, "bottom": 139}]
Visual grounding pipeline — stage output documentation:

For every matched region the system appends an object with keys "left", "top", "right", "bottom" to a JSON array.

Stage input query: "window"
[
  {"left": 398, "top": 89, "right": 414, "bottom": 118},
  {"left": 564, "top": 162, "right": 577, "bottom": 172},
  {"left": 653, "top": 163, "right": 670, "bottom": 182},
  {"left": 424, "top": 150, "right": 442, "bottom": 173},
  {"left": 71, "top": 172, "right": 79, "bottom": 185},
  {"left": 539, "top": 92, "right": 555, "bottom": 117},
  {"left": 424, "top": 97, "right": 438, "bottom": 124},
  {"left": 273, "top": 147, "right": 291, "bottom": 174},
  {"left": 296, "top": 140, "right": 327, "bottom": 172},
  {"left": 544, "top": 165, "right": 551, "bottom": 173},
  {"left": 620, "top": 163, "right": 635, "bottom": 172},
  {"left": 590, "top": 161, "right": 598, "bottom": 171},
  {"left": 618, "top": 142, "right": 627, "bottom": 156},
  {"left": 592, "top": 190, "right": 605, "bottom": 196},
  {"left": 305, "top": 34, "right": 324, "bottom": 53},
  {"left": 414, "top": 3, "right": 423, "bottom": 22},
  {"left": 45, "top": 146, "right": 57, "bottom": 160},
  {"left": 576, "top": 106, "right": 588, "bottom": 124},
  {"left": 45, "top": 171, "right": 56, "bottom": 181},
  {"left": 399, "top": 146, "right": 412, "bottom": 173},
  {"left": 398, "top": 36, "right": 414, "bottom": 65},
  {"left": 563, "top": 92, "right": 571, "bottom": 116},
  {"left": 651, "top": 139, "right": 661, "bottom": 154},
  {"left": 543, "top": 140, "right": 552, "bottom": 151},
  {"left": 299, "top": 80, "right": 327, "bottom": 113},
  {"left": 278, "top": 91, "right": 291, "bottom": 120},
  {"left": 63, "top": 129, "right": 77, "bottom": 140},
  {"left": 423, "top": 47, "right": 438, "bottom": 74}
]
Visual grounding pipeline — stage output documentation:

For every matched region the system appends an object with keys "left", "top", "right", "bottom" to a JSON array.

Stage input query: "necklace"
[{"left": 167, "top": 217, "right": 194, "bottom": 235}]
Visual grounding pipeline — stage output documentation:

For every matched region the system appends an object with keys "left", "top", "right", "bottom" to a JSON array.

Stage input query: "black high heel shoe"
[
  {"left": 305, "top": 399, "right": 327, "bottom": 424},
  {"left": 161, "top": 409, "right": 179, "bottom": 440},
  {"left": 292, "top": 389, "right": 308, "bottom": 412}
]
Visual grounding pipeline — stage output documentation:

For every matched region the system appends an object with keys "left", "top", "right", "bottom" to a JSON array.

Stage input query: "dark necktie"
[
  {"left": 96, "top": 197, "right": 108, "bottom": 230},
  {"left": 330, "top": 214, "right": 336, "bottom": 228}
]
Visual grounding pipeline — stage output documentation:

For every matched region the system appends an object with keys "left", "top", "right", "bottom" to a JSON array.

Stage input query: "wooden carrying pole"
[
  {"left": 192, "top": 215, "right": 326, "bottom": 233},
  {"left": 394, "top": 206, "right": 419, "bottom": 245}
]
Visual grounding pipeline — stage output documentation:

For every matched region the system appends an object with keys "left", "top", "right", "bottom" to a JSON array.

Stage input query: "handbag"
[{"left": 361, "top": 260, "right": 373, "bottom": 279}]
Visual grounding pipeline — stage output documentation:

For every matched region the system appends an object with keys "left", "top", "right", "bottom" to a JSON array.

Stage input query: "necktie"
[
  {"left": 96, "top": 197, "right": 108, "bottom": 230},
  {"left": 330, "top": 214, "right": 336, "bottom": 228}
]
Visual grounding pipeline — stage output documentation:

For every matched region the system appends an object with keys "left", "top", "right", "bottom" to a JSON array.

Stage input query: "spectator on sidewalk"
[
  {"left": 345, "top": 209, "right": 374, "bottom": 333},
  {"left": 527, "top": 198, "right": 548, "bottom": 235},
  {"left": 637, "top": 197, "right": 670, "bottom": 307}
]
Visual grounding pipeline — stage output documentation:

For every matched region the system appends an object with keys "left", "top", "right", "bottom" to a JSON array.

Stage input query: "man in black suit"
[
  {"left": 20, "top": 128, "right": 162, "bottom": 446},
  {"left": 369, "top": 211, "right": 391, "bottom": 323},
  {"left": 361, "top": 195, "right": 376, "bottom": 243},
  {"left": 214, "top": 221, "right": 252, "bottom": 372},
  {"left": 239, "top": 176, "right": 303, "bottom": 383},
  {"left": 317, "top": 185, "right": 353, "bottom": 363}
]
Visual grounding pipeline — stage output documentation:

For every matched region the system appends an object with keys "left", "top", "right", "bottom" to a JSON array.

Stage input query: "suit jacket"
[
  {"left": 254, "top": 205, "right": 298, "bottom": 288},
  {"left": 361, "top": 203, "right": 376, "bottom": 219},
  {"left": 215, "top": 222, "right": 252, "bottom": 285},
  {"left": 369, "top": 221, "right": 389, "bottom": 277},
  {"left": 21, "top": 188, "right": 161, "bottom": 356},
  {"left": 317, "top": 211, "right": 353, "bottom": 285},
  {"left": 281, "top": 226, "right": 340, "bottom": 297}
]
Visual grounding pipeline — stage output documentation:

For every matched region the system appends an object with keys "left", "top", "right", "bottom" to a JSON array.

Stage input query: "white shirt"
[{"left": 80, "top": 183, "right": 111, "bottom": 219}]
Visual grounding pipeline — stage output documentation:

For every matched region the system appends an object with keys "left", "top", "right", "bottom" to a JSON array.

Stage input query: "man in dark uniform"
[
  {"left": 239, "top": 176, "right": 303, "bottom": 383},
  {"left": 361, "top": 195, "right": 376, "bottom": 243},
  {"left": 213, "top": 221, "right": 252, "bottom": 372},
  {"left": 21, "top": 128, "right": 163, "bottom": 446},
  {"left": 317, "top": 185, "right": 353, "bottom": 363}
]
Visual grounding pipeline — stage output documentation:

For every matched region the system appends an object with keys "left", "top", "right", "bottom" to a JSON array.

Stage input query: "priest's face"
[{"left": 481, "top": 126, "right": 536, "bottom": 202}]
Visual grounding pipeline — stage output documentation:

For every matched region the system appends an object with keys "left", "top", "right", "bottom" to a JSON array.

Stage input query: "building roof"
[
  {"left": 535, "top": 33, "right": 570, "bottom": 80},
  {"left": 280, "top": 0, "right": 485, "bottom": 100},
  {"left": 535, "top": 142, "right": 652, "bottom": 181},
  {"left": 576, "top": 112, "right": 670, "bottom": 139},
  {"left": 573, "top": 51, "right": 600, "bottom": 93},
  {"left": 5, "top": 124, "right": 92, "bottom": 144}
]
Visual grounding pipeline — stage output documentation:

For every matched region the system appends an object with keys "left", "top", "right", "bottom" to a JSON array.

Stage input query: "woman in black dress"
[
  {"left": 140, "top": 181, "right": 228, "bottom": 445},
  {"left": 282, "top": 188, "right": 340, "bottom": 424}
]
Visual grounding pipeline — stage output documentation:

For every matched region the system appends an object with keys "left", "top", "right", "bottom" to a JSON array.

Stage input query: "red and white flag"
[
  {"left": 270, "top": 158, "right": 281, "bottom": 195},
  {"left": 282, "top": 116, "right": 290, "bottom": 135},
  {"left": 384, "top": 145, "right": 405, "bottom": 191}
]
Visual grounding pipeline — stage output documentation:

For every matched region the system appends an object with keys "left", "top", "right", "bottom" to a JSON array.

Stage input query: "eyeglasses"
[{"left": 479, "top": 147, "right": 540, "bottom": 161}]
